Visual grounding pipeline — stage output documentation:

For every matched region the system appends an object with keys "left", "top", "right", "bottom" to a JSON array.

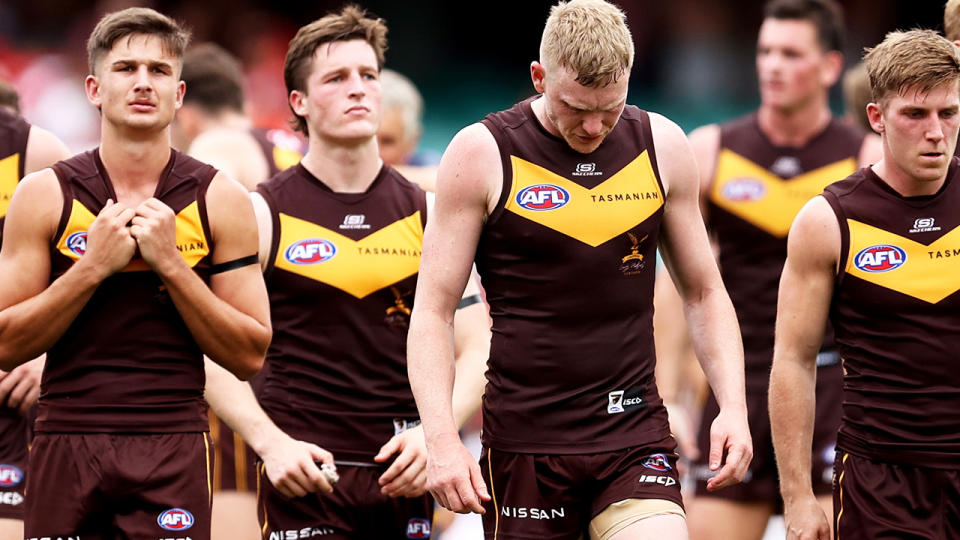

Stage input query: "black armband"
[
  {"left": 210, "top": 254, "right": 260, "bottom": 275},
  {"left": 457, "top": 294, "right": 483, "bottom": 310}
]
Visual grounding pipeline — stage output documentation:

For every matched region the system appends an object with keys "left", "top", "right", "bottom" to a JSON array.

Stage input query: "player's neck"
[
  {"left": 98, "top": 125, "right": 172, "bottom": 196},
  {"left": 301, "top": 136, "right": 382, "bottom": 193},
  {"left": 871, "top": 158, "right": 947, "bottom": 198},
  {"left": 758, "top": 99, "right": 831, "bottom": 148}
]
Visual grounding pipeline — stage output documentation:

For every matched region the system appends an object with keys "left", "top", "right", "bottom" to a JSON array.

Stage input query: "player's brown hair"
[
  {"left": 539, "top": 0, "right": 634, "bottom": 87},
  {"left": 182, "top": 43, "right": 245, "bottom": 114},
  {"left": 0, "top": 80, "right": 19, "bottom": 114},
  {"left": 764, "top": 0, "right": 844, "bottom": 53},
  {"left": 842, "top": 61, "right": 871, "bottom": 131},
  {"left": 864, "top": 29, "right": 960, "bottom": 105},
  {"left": 87, "top": 7, "right": 191, "bottom": 76},
  {"left": 284, "top": 5, "right": 387, "bottom": 135}
]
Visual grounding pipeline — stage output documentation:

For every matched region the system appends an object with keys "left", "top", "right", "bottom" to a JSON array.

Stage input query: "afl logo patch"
[
  {"left": 721, "top": 179, "right": 766, "bottom": 202},
  {"left": 406, "top": 517, "right": 431, "bottom": 538},
  {"left": 66, "top": 231, "right": 88, "bottom": 256},
  {"left": 0, "top": 464, "right": 22, "bottom": 487},
  {"left": 642, "top": 453, "right": 672, "bottom": 471},
  {"left": 285, "top": 238, "right": 337, "bottom": 265},
  {"left": 516, "top": 184, "right": 570, "bottom": 211},
  {"left": 158, "top": 508, "right": 194, "bottom": 530},
  {"left": 854, "top": 244, "right": 906, "bottom": 273}
]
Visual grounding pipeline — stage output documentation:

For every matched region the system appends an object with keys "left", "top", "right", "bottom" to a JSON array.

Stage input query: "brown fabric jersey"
[
  {"left": 0, "top": 108, "right": 30, "bottom": 244},
  {"left": 477, "top": 97, "right": 669, "bottom": 454},
  {"left": 707, "top": 113, "right": 865, "bottom": 375},
  {"left": 37, "top": 149, "right": 216, "bottom": 433},
  {"left": 256, "top": 164, "right": 426, "bottom": 462},
  {"left": 823, "top": 160, "right": 960, "bottom": 468},
  {"left": 251, "top": 128, "right": 303, "bottom": 179}
]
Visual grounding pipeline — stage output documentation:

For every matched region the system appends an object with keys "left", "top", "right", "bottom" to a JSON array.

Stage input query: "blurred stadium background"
[{"left": 0, "top": 0, "right": 947, "bottom": 155}]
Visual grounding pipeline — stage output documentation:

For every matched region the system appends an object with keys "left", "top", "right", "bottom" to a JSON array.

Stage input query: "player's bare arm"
[
  {"left": 769, "top": 196, "right": 838, "bottom": 540},
  {"left": 380, "top": 270, "right": 491, "bottom": 498},
  {"left": 652, "top": 112, "right": 751, "bottom": 492},
  {"left": 407, "top": 122, "right": 498, "bottom": 514},
  {"left": 188, "top": 128, "right": 268, "bottom": 191},
  {"left": 0, "top": 170, "right": 137, "bottom": 369},
  {"left": 23, "top": 126, "right": 71, "bottom": 176},
  {"left": 131, "top": 172, "right": 270, "bottom": 380},
  {"left": 204, "top": 359, "right": 335, "bottom": 498}
]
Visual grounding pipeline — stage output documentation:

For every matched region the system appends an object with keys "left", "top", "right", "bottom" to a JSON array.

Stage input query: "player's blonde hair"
[
  {"left": 380, "top": 69, "right": 423, "bottom": 141},
  {"left": 864, "top": 29, "right": 960, "bottom": 105},
  {"left": 539, "top": 0, "right": 634, "bottom": 87},
  {"left": 87, "top": 7, "right": 190, "bottom": 76},
  {"left": 945, "top": 0, "right": 960, "bottom": 42}
]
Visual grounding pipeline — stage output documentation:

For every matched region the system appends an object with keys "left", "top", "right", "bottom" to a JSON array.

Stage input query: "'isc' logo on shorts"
[
  {"left": 0, "top": 465, "right": 22, "bottom": 487},
  {"left": 406, "top": 517, "right": 431, "bottom": 538},
  {"left": 158, "top": 508, "right": 194, "bottom": 531},
  {"left": 516, "top": 184, "right": 570, "bottom": 211}
]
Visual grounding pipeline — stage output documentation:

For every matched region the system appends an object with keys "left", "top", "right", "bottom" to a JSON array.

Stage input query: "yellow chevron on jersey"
[
  {"left": 711, "top": 150, "right": 856, "bottom": 237},
  {"left": 847, "top": 219, "right": 960, "bottom": 304},
  {"left": 0, "top": 153, "right": 20, "bottom": 217},
  {"left": 504, "top": 153, "right": 663, "bottom": 247},
  {"left": 55, "top": 199, "right": 209, "bottom": 271},
  {"left": 272, "top": 146, "right": 302, "bottom": 172},
  {"left": 275, "top": 211, "right": 422, "bottom": 298}
]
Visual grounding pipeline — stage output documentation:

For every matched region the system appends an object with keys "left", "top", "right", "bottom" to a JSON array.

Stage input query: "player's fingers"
[
  {"left": 708, "top": 428, "right": 725, "bottom": 470},
  {"left": 383, "top": 453, "right": 425, "bottom": 495},
  {"left": 454, "top": 476, "right": 483, "bottom": 514},
  {"left": 470, "top": 462, "right": 491, "bottom": 502},
  {"left": 5, "top": 376, "right": 30, "bottom": 410},
  {"left": 307, "top": 444, "right": 333, "bottom": 466},
  {"left": 18, "top": 383, "right": 40, "bottom": 415},
  {"left": 374, "top": 434, "right": 401, "bottom": 463},
  {"left": 378, "top": 447, "right": 414, "bottom": 486},
  {"left": 707, "top": 445, "right": 743, "bottom": 490},
  {"left": 0, "top": 371, "right": 17, "bottom": 403}
]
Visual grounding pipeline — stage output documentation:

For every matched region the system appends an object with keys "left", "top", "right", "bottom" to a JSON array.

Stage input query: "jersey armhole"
[
  {"left": 256, "top": 186, "right": 282, "bottom": 279},
  {"left": 479, "top": 118, "right": 513, "bottom": 228}
]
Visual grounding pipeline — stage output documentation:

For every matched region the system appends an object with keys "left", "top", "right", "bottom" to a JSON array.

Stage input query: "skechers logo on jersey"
[
  {"left": 158, "top": 508, "right": 194, "bottom": 530},
  {"left": 854, "top": 244, "right": 906, "bottom": 272},
  {"left": 285, "top": 239, "right": 337, "bottom": 265},
  {"left": 516, "top": 184, "right": 569, "bottom": 210},
  {"left": 607, "top": 386, "right": 646, "bottom": 414},
  {"left": 0, "top": 464, "right": 22, "bottom": 487},
  {"left": 501, "top": 506, "right": 567, "bottom": 520},
  {"left": 643, "top": 453, "right": 672, "bottom": 471},
  {"left": 721, "top": 178, "right": 766, "bottom": 202},
  {"left": 638, "top": 474, "right": 676, "bottom": 486},
  {"left": 66, "top": 231, "right": 87, "bottom": 256},
  {"left": 406, "top": 518, "right": 431, "bottom": 538},
  {"left": 269, "top": 527, "right": 336, "bottom": 539},
  {"left": 910, "top": 217, "right": 940, "bottom": 233},
  {"left": 572, "top": 162, "right": 602, "bottom": 176}
]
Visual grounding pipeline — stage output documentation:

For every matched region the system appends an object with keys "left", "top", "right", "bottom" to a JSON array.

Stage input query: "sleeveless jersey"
[
  {"left": 0, "top": 108, "right": 30, "bottom": 244},
  {"left": 0, "top": 109, "right": 30, "bottom": 461},
  {"left": 256, "top": 164, "right": 427, "bottom": 462},
  {"left": 37, "top": 149, "right": 216, "bottom": 433},
  {"left": 707, "top": 113, "right": 865, "bottom": 374},
  {"left": 251, "top": 128, "right": 303, "bottom": 178},
  {"left": 823, "top": 160, "right": 960, "bottom": 468},
  {"left": 477, "top": 97, "right": 670, "bottom": 454}
]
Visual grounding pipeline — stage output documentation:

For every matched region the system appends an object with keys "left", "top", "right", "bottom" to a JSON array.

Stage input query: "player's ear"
[
  {"left": 289, "top": 90, "right": 308, "bottom": 118},
  {"left": 866, "top": 102, "right": 884, "bottom": 134},
  {"left": 531, "top": 61, "right": 547, "bottom": 93}
]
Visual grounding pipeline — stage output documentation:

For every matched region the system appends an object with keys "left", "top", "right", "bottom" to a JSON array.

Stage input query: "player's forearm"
[
  {"left": 0, "top": 260, "right": 103, "bottom": 370},
  {"left": 408, "top": 309, "right": 460, "bottom": 444},
  {"left": 685, "top": 286, "right": 746, "bottom": 411},
  {"left": 450, "top": 302, "right": 490, "bottom": 428},
  {"left": 769, "top": 352, "right": 818, "bottom": 502},
  {"left": 203, "top": 358, "right": 286, "bottom": 455},
  {"left": 161, "top": 263, "right": 270, "bottom": 380}
]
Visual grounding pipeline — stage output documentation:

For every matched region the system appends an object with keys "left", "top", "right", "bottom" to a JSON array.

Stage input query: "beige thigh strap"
[{"left": 588, "top": 498, "right": 685, "bottom": 540}]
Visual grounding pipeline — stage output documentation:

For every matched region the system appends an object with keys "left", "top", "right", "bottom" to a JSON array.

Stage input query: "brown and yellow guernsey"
[
  {"left": 476, "top": 97, "right": 669, "bottom": 454},
  {"left": 37, "top": 149, "right": 215, "bottom": 433},
  {"left": 256, "top": 164, "right": 426, "bottom": 463},
  {"left": 823, "top": 159, "right": 960, "bottom": 468},
  {"left": 707, "top": 113, "right": 865, "bottom": 375},
  {"left": 251, "top": 127, "right": 303, "bottom": 179},
  {"left": 0, "top": 108, "right": 30, "bottom": 244}
]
